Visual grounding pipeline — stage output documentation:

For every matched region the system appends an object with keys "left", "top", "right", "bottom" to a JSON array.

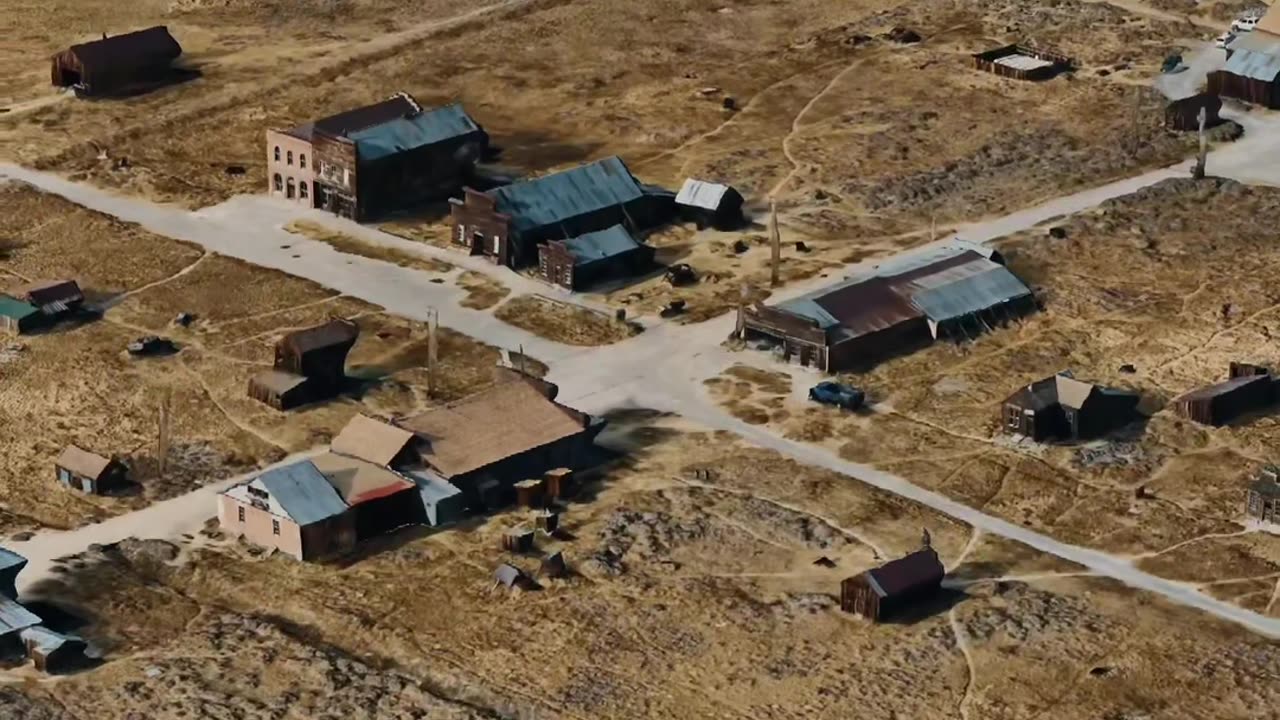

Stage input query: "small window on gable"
[
  {"left": 272, "top": 519, "right": 280, "bottom": 536},
  {"left": 238, "top": 506, "right": 245, "bottom": 523}
]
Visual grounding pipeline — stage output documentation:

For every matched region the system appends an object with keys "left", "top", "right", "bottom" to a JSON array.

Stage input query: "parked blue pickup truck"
[{"left": 808, "top": 381, "right": 865, "bottom": 411}]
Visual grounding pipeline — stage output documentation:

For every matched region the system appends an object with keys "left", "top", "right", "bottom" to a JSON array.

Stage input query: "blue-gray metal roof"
[
  {"left": 910, "top": 266, "right": 1032, "bottom": 323},
  {"left": 19, "top": 625, "right": 79, "bottom": 652},
  {"left": 0, "top": 548, "right": 26, "bottom": 574},
  {"left": 0, "top": 597, "right": 40, "bottom": 635},
  {"left": 403, "top": 469, "right": 462, "bottom": 504},
  {"left": 348, "top": 103, "right": 481, "bottom": 162},
  {"left": 1224, "top": 47, "right": 1280, "bottom": 82},
  {"left": 562, "top": 225, "right": 641, "bottom": 264},
  {"left": 776, "top": 297, "right": 842, "bottom": 329},
  {"left": 258, "top": 461, "right": 349, "bottom": 525},
  {"left": 489, "top": 156, "right": 646, "bottom": 235}
]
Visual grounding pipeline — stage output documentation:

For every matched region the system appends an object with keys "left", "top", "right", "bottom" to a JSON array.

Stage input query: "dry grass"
[
  {"left": 285, "top": 220, "right": 453, "bottom": 273},
  {"left": 495, "top": 295, "right": 639, "bottom": 346},
  {"left": 20, "top": 420, "right": 1280, "bottom": 718},
  {"left": 456, "top": 270, "right": 510, "bottom": 310},
  {"left": 0, "top": 184, "right": 502, "bottom": 533}
]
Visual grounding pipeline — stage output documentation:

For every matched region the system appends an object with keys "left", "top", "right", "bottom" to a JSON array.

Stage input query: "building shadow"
[
  {"left": 76, "top": 66, "right": 202, "bottom": 100},
  {"left": 878, "top": 586, "right": 968, "bottom": 625}
]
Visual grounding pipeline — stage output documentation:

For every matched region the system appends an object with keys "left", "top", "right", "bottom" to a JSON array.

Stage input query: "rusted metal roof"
[
  {"left": 864, "top": 548, "right": 944, "bottom": 598},
  {"left": 287, "top": 94, "right": 419, "bottom": 142},
  {"left": 309, "top": 452, "right": 414, "bottom": 506},
  {"left": 330, "top": 414, "right": 416, "bottom": 467},
  {"left": 399, "top": 379, "right": 590, "bottom": 478},
  {"left": 66, "top": 26, "right": 181, "bottom": 68},
  {"left": 55, "top": 446, "right": 113, "bottom": 480},
  {"left": 283, "top": 319, "right": 359, "bottom": 356}
]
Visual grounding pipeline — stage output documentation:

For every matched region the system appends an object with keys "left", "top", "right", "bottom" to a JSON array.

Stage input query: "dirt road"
[{"left": 7, "top": 105, "right": 1280, "bottom": 637}]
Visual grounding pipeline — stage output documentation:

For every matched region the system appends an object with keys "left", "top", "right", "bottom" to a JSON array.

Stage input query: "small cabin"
[
  {"left": 675, "top": 179, "right": 745, "bottom": 230},
  {"left": 840, "top": 546, "right": 945, "bottom": 622},
  {"left": 1246, "top": 465, "right": 1280, "bottom": 526},
  {"left": 54, "top": 445, "right": 128, "bottom": 495},
  {"left": 1001, "top": 372, "right": 1140, "bottom": 442}
]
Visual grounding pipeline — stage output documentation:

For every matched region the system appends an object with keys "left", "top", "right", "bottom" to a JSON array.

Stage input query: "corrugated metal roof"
[
  {"left": 20, "top": 626, "right": 78, "bottom": 653},
  {"left": 0, "top": 548, "right": 26, "bottom": 574},
  {"left": 675, "top": 179, "right": 732, "bottom": 210},
  {"left": 310, "top": 452, "right": 413, "bottom": 506},
  {"left": 489, "top": 156, "right": 646, "bottom": 235},
  {"left": 1227, "top": 30, "right": 1280, "bottom": 55},
  {"left": 562, "top": 225, "right": 642, "bottom": 264},
  {"left": 67, "top": 26, "right": 181, "bottom": 68},
  {"left": 1224, "top": 47, "right": 1280, "bottom": 82},
  {"left": 18, "top": 280, "right": 82, "bottom": 309},
  {"left": 255, "top": 461, "right": 349, "bottom": 525},
  {"left": 290, "top": 95, "right": 420, "bottom": 141},
  {"left": 0, "top": 297, "right": 37, "bottom": 321},
  {"left": 403, "top": 469, "right": 463, "bottom": 503},
  {"left": 284, "top": 319, "right": 359, "bottom": 356},
  {"left": 1174, "top": 374, "right": 1271, "bottom": 402},
  {"left": 865, "top": 548, "right": 944, "bottom": 598},
  {"left": 909, "top": 266, "right": 1032, "bottom": 324},
  {"left": 0, "top": 597, "right": 41, "bottom": 635},
  {"left": 348, "top": 103, "right": 481, "bottom": 162}
]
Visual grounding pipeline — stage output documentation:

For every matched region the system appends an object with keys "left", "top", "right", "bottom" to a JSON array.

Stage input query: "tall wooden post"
[
  {"left": 735, "top": 282, "right": 748, "bottom": 339},
  {"left": 157, "top": 390, "right": 172, "bottom": 478},
  {"left": 426, "top": 309, "right": 439, "bottom": 398},
  {"left": 769, "top": 199, "right": 781, "bottom": 288},
  {"left": 1192, "top": 106, "right": 1208, "bottom": 180}
]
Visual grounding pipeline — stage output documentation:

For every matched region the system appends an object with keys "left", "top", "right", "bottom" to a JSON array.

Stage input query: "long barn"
[{"left": 51, "top": 26, "right": 182, "bottom": 97}]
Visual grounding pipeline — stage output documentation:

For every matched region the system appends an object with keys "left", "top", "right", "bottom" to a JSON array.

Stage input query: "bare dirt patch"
[
  {"left": 285, "top": 220, "right": 453, "bottom": 273},
  {"left": 495, "top": 295, "right": 639, "bottom": 346},
  {"left": 455, "top": 270, "right": 510, "bottom": 310}
]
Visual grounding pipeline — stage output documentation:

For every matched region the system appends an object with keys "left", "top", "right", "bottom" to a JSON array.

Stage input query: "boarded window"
[
  {"left": 300, "top": 182, "right": 308, "bottom": 200},
  {"left": 286, "top": 178, "right": 295, "bottom": 199},
  {"left": 300, "top": 154, "right": 307, "bottom": 169},
  {"left": 273, "top": 174, "right": 283, "bottom": 192},
  {"left": 238, "top": 506, "right": 245, "bottom": 523},
  {"left": 274, "top": 146, "right": 280, "bottom": 162},
  {"left": 272, "top": 519, "right": 280, "bottom": 536},
  {"left": 287, "top": 150, "right": 294, "bottom": 165}
]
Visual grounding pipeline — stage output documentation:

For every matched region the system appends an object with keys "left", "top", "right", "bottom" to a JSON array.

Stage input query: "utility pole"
[
  {"left": 426, "top": 309, "right": 439, "bottom": 398},
  {"left": 1192, "top": 106, "right": 1208, "bottom": 180},
  {"left": 769, "top": 199, "right": 781, "bottom": 288},
  {"left": 1130, "top": 86, "right": 1142, "bottom": 158},
  {"left": 735, "top": 282, "right": 749, "bottom": 339},
  {"left": 157, "top": 390, "right": 172, "bottom": 479}
]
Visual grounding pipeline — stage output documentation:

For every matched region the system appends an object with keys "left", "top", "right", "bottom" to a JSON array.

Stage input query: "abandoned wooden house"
[
  {"left": 741, "top": 241, "right": 1034, "bottom": 372},
  {"left": 267, "top": 93, "right": 487, "bottom": 220},
  {"left": 220, "top": 460, "right": 356, "bottom": 561},
  {"left": 1172, "top": 368, "right": 1275, "bottom": 426},
  {"left": 1164, "top": 93, "right": 1223, "bottom": 131},
  {"left": 16, "top": 280, "right": 84, "bottom": 319},
  {"left": 537, "top": 224, "right": 655, "bottom": 290},
  {"left": 55, "top": 445, "right": 128, "bottom": 495},
  {"left": 398, "top": 374, "right": 603, "bottom": 511},
  {"left": 1245, "top": 465, "right": 1280, "bottom": 526},
  {"left": 51, "top": 26, "right": 182, "bottom": 97},
  {"left": 450, "top": 155, "right": 673, "bottom": 269},
  {"left": 972, "top": 44, "right": 1073, "bottom": 81},
  {"left": 0, "top": 297, "right": 40, "bottom": 336},
  {"left": 1001, "top": 372, "right": 1141, "bottom": 442},
  {"left": 21, "top": 627, "right": 89, "bottom": 674},
  {"left": 309, "top": 452, "right": 421, "bottom": 540},
  {"left": 0, "top": 593, "right": 42, "bottom": 661},
  {"left": 1208, "top": 48, "right": 1280, "bottom": 108},
  {"left": 0, "top": 549, "right": 26, "bottom": 602},
  {"left": 840, "top": 546, "right": 946, "bottom": 622},
  {"left": 248, "top": 319, "right": 359, "bottom": 410},
  {"left": 675, "top": 179, "right": 745, "bottom": 230}
]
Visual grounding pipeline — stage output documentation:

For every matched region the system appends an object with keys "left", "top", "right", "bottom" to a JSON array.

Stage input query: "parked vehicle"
[
  {"left": 808, "top": 381, "right": 865, "bottom": 411},
  {"left": 1216, "top": 32, "right": 1235, "bottom": 50},
  {"left": 127, "top": 336, "right": 177, "bottom": 356},
  {"left": 1232, "top": 11, "right": 1261, "bottom": 33}
]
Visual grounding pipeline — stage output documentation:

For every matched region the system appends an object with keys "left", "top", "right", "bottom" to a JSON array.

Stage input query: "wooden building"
[
  {"left": 54, "top": 445, "right": 128, "bottom": 495},
  {"left": 840, "top": 546, "right": 945, "bottom": 622},
  {"left": 330, "top": 414, "right": 418, "bottom": 468},
  {"left": 972, "top": 44, "right": 1073, "bottom": 81},
  {"left": 537, "top": 224, "right": 655, "bottom": 290},
  {"left": 1165, "top": 93, "right": 1223, "bottom": 131},
  {"left": 0, "top": 297, "right": 40, "bottom": 336},
  {"left": 1172, "top": 369, "right": 1275, "bottom": 426},
  {"left": 219, "top": 460, "right": 357, "bottom": 562},
  {"left": 20, "top": 627, "right": 89, "bottom": 674},
  {"left": 741, "top": 241, "right": 1033, "bottom": 372},
  {"left": 268, "top": 94, "right": 487, "bottom": 220},
  {"left": 0, "top": 549, "right": 27, "bottom": 602},
  {"left": 1001, "top": 372, "right": 1140, "bottom": 442},
  {"left": 398, "top": 374, "right": 604, "bottom": 510},
  {"left": 450, "top": 156, "right": 673, "bottom": 269},
  {"left": 51, "top": 26, "right": 182, "bottom": 97},
  {"left": 249, "top": 319, "right": 359, "bottom": 410},
  {"left": 1246, "top": 465, "right": 1280, "bottom": 526},
  {"left": 675, "top": 179, "right": 745, "bottom": 230},
  {"left": 1208, "top": 49, "right": 1280, "bottom": 108}
]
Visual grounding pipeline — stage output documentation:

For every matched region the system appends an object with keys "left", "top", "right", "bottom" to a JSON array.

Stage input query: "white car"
[
  {"left": 1216, "top": 31, "right": 1236, "bottom": 49},
  {"left": 1232, "top": 12, "right": 1261, "bottom": 33}
]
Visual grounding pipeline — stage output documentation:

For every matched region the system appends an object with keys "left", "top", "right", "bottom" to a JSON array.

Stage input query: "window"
[
  {"left": 492, "top": 235, "right": 500, "bottom": 255},
  {"left": 299, "top": 153, "right": 307, "bottom": 169},
  {"left": 238, "top": 506, "right": 245, "bottom": 523},
  {"left": 273, "top": 146, "right": 280, "bottom": 162},
  {"left": 299, "top": 182, "right": 308, "bottom": 200},
  {"left": 272, "top": 519, "right": 280, "bottom": 536},
  {"left": 286, "top": 150, "right": 294, "bottom": 165},
  {"left": 286, "top": 178, "right": 295, "bottom": 199},
  {"left": 273, "top": 173, "right": 283, "bottom": 192}
]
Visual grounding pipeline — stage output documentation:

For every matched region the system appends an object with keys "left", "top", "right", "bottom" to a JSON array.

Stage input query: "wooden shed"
[
  {"left": 972, "top": 44, "right": 1073, "bottom": 81},
  {"left": 20, "top": 627, "right": 89, "bottom": 674},
  {"left": 1001, "top": 372, "right": 1140, "bottom": 442},
  {"left": 537, "top": 225, "right": 655, "bottom": 290},
  {"left": 1246, "top": 466, "right": 1280, "bottom": 525},
  {"left": 1165, "top": 93, "right": 1223, "bottom": 131},
  {"left": 675, "top": 179, "right": 746, "bottom": 230},
  {"left": 840, "top": 547, "right": 945, "bottom": 622},
  {"left": 247, "top": 370, "right": 313, "bottom": 411},
  {"left": 275, "top": 319, "right": 359, "bottom": 389},
  {"left": 0, "top": 297, "right": 40, "bottom": 336},
  {"left": 51, "top": 26, "right": 182, "bottom": 97},
  {"left": 1172, "top": 372, "right": 1275, "bottom": 426},
  {"left": 1208, "top": 47, "right": 1280, "bottom": 108},
  {"left": 54, "top": 446, "right": 127, "bottom": 495}
]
